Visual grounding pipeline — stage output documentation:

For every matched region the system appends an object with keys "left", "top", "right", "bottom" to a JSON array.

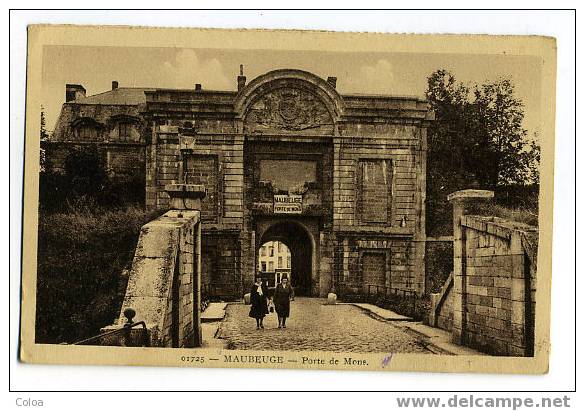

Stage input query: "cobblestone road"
[{"left": 218, "top": 298, "right": 432, "bottom": 353}]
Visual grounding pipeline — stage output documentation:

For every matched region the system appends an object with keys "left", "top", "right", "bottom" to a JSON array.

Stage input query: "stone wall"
[
  {"left": 333, "top": 129, "right": 423, "bottom": 230},
  {"left": 102, "top": 206, "right": 202, "bottom": 347},
  {"left": 336, "top": 236, "right": 415, "bottom": 295},
  {"left": 146, "top": 128, "right": 244, "bottom": 226},
  {"left": 201, "top": 231, "right": 242, "bottom": 298},
  {"left": 458, "top": 215, "right": 537, "bottom": 356},
  {"left": 430, "top": 190, "right": 538, "bottom": 357},
  {"left": 145, "top": 127, "right": 245, "bottom": 298},
  {"left": 333, "top": 124, "right": 427, "bottom": 295},
  {"left": 146, "top": 131, "right": 179, "bottom": 210}
]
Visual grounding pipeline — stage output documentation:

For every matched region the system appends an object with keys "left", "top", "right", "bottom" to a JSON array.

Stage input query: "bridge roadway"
[{"left": 217, "top": 297, "right": 432, "bottom": 353}]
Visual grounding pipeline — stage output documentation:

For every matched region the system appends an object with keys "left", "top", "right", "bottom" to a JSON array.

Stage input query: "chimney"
[
  {"left": 327, "top": 76, "right": 337, "bottom": 89},
  {"left": 195, "top": 83, "right": 202, "bottom": 92},
  {"left": 65, "top": 84, "right": 86, "bottom": 102},
  {"left": 237, "top": 64, "right": 246, "bottom": 92},
  {"left": 112, "top": 81, "right": 119, "bottom": 90}
]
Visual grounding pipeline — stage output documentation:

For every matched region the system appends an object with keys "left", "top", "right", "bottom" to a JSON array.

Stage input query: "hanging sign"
[{"left": 273, "top": 195, "right": 302, "bottom": 214}]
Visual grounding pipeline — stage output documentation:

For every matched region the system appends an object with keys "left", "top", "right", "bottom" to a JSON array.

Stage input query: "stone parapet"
[
  {"left": 442, "top": 189, "right": 538, "bottom": 356},
  {"left": 447, "top": 189, "right": 495, "bottom": 203},
  {"left": 102, "top": 209, "right": 202, "bottom": 348}
]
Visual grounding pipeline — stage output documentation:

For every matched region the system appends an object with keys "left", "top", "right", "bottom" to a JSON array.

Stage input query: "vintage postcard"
[{"left": 20, "top": 25, "right": 556, "bottom": 373}]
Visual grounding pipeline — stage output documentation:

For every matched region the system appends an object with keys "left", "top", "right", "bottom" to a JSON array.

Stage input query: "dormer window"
[
  {"left": 109, "top": 115, "right": 140, "bottom": 142},
  {"left": 71, "top": 117, "right": 103, "bottom": 141},
  {"left": 77, "top": 125, "right": 98, "bottom": 141},
  {"left": 118, "top": 122, "right": 133, "bottom": 141}
]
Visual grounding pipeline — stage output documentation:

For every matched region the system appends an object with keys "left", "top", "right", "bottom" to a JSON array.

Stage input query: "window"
[
  {"left": 278, "top": 256, "right": 283, "bottom": 268},
  {"left": 268, "top": 261, "right": 274, "bottom": 272},
  {"left": 358, "top": 159, "right": 393, "bottom": 223},
  {"left": 261, "top": 262, "right": 267, "bottom": 272},
  {"left": 78, "top": 125, "right": 97, "bottom": 141},
  {"left": 361, "top": 251, "right": 388, "bottom": 289},
  {"left": 287, "top": 256, "right": 291, "bottom": 268},
  {"left": 269, "top": 247, "right": 274, "bottom": 257},
  {"left": 118, "top": 122, "right": 132, "bottom": 141}
]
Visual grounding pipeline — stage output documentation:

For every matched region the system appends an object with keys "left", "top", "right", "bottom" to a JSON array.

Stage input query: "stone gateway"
[{"left": 47, "top": 68, "right": 434, "bottom": 299}]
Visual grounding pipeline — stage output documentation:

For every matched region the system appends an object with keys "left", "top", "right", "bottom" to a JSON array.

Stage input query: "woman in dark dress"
[
  {"left": 273, "top": 276, "right": 294, "bottom": 328},
  {"left": 249, "top": 275, "right": 269, "bottom": 329}
]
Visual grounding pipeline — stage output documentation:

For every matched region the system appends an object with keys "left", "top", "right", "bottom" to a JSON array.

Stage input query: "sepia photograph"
[{"left": 19, "top": 25, "right": 556, "bottom": 373}]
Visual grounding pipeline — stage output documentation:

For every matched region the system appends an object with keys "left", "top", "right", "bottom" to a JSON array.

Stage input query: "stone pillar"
[
  {"left": 166, "top": 184, "right": 206, "bottom": 347},
  {"left": 195, "top": 217, "right": 203, "bottom": 346},
  {"left": 413, "top": 126, "right": 428, "bottom": 295},
  {"left": 243, "top": 230, "right": 256, "bottom": 295},
  {"left": 447, "top": 189, "right": 493, "bottom": 345},
  {"left": 509, "top": 230, "right": 528, "bottom": 356},
  {"left": 320, "top": 231, "right": 334, "bottom": 295}
]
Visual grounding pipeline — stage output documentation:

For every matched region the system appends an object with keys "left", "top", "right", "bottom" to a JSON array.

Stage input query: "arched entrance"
[{"left": 257, "top": 220, "right": 315, "bottom": 296}]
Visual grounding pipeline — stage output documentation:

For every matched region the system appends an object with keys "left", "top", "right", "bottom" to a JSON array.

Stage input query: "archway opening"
[
  {"left": 257, "top": 241, "right": 291, "bottom": 287},
  {"left": 258, "top": 221, "right": 314, "bottom": 296}
]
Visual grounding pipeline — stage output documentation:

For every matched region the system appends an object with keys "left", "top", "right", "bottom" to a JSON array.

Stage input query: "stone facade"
[
  {"left": 45, "top": 83, "right": 149, "bottom": 182},
  {"left": 49, "top": 69, "right": 434, "bottom": 299},
  {"left": 143, "top": 69, "right": 433, "bottom": 298},
  {"left": 257, "top": 241, "right": 291, "bottom": 274}
]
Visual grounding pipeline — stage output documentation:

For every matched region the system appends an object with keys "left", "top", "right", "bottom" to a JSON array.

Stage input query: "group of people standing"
[{"left": 249, "top": 275, "right": 294, "bottom": 329}]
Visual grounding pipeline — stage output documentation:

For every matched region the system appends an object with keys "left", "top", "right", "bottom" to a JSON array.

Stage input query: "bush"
[
  {"left": 39, "top": 146, "right": 145, "bottom": 213},
  {"left": 472, "top": 203, "right": 538, "bottom": 227},
  {"left": 426, "top": 184, "right": 538, "bottom": 236},
  {"left": 342, "top": 292, "right": 430, "bottom": 321},
  {"left": 35, "top": 205, "right": 162, "bottom": 344}
]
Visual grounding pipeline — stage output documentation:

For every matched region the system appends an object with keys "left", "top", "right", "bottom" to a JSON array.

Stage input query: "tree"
[
  {"left": 424, "top": 70, "right": 540, "bottom": 235},
  {"left": 425, "top": 70, "right": 477, "bottom": 234},
  {"left": 524, "top": 138, "right": 541, "bottom": 185},
  {"left": 64, "top": 145, "right": 108, "bottom": 198},
  {"left": 471, "top": 79, "right": 532, "bottom": 187},
  {"left": 426, "top": 70, "right": 539, "bottom": 189}
]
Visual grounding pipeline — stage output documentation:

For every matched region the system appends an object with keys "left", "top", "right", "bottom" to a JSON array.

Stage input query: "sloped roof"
[{"left": 73, "top": 87, "right": 153, "bottom": 105}]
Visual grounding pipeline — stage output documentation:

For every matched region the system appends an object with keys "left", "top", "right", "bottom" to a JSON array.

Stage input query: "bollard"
[{"left": 326, "top": 293, "right": 337, "bottom": 305}]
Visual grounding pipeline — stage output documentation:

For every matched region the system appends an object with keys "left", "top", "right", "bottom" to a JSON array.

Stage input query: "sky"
[{"left": 41, "top": 45, "right": 542, "bottom": 138}]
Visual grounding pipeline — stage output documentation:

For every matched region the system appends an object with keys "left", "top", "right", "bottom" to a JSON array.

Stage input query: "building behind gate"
[{"left": 48, "top": 68, "right": 434, "bottom": 299}]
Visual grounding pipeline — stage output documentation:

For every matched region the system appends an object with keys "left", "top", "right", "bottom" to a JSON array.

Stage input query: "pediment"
[{"left": 244, "top": 87, "right": 334, "bottom": 135}]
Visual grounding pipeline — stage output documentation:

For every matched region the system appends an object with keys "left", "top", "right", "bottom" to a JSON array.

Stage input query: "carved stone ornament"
[{"left": 244, "top": 87, "right": 333, "bottom": 133}]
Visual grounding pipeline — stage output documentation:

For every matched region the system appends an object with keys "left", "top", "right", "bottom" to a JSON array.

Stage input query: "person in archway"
[
  {"left": 273, "top": 275, "right": 295, "bottom": 328},
  {"left": 249, "top": 275, "right": 269, "bottom": 330}
]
